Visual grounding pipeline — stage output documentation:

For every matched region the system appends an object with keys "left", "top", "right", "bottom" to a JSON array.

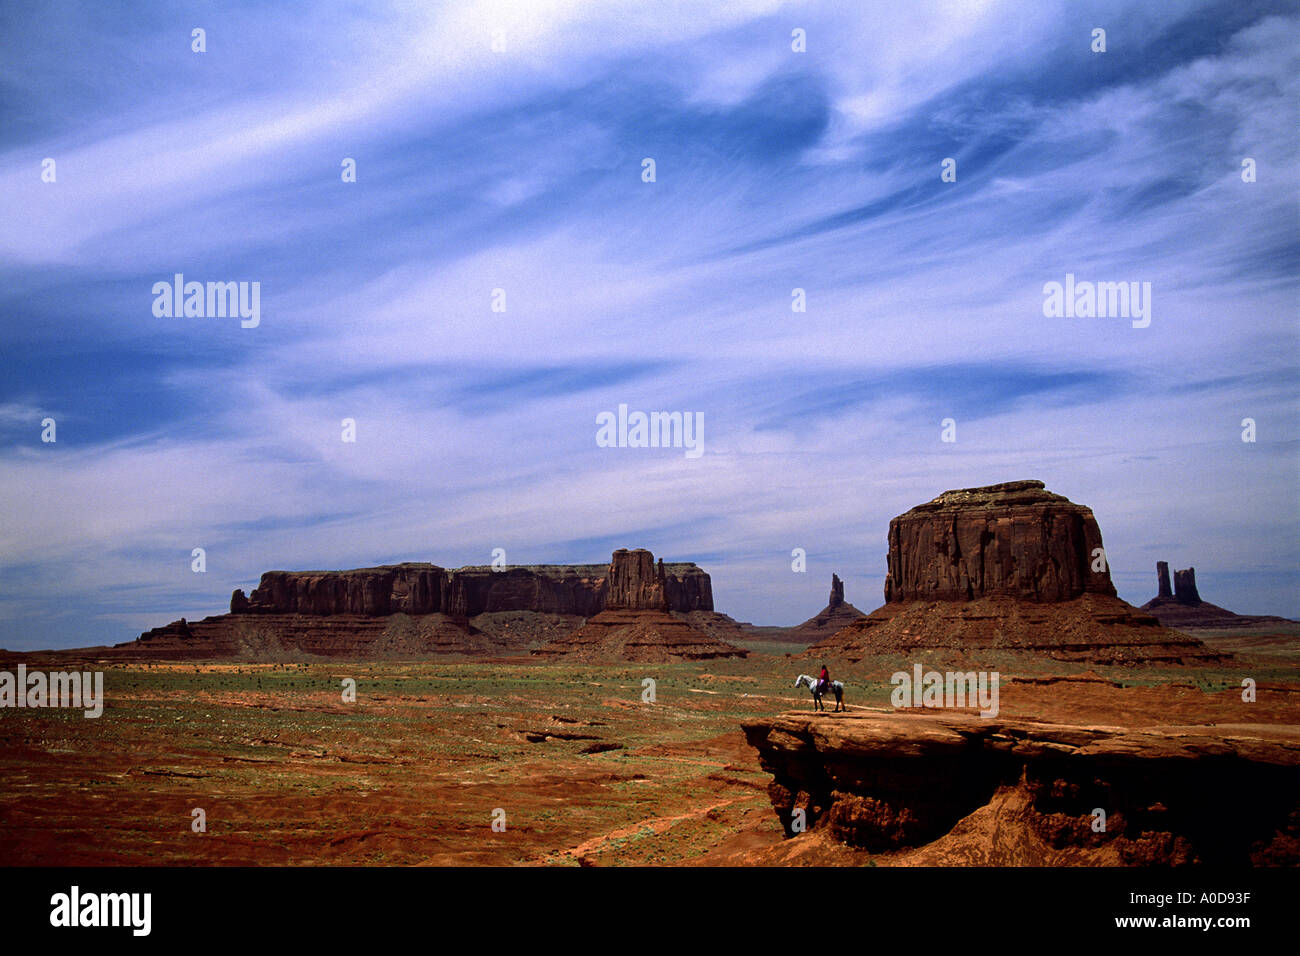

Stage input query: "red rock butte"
[
  {"left": 883, "top": 479, "right": 1115, "bottom": 603},
  {"left": 532, "top": 549, "right": 748, "bottom": 662},
  {"left": 810, "top": 480, "right": 1219, "bottom": 664}
]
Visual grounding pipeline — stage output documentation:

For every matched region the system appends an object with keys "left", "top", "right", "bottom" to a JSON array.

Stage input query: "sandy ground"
[{"left": 1, "top": 631, "right": 1295, "bottom": 866}]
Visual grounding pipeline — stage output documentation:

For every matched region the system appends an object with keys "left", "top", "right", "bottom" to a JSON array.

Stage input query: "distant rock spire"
[
  {"left": 1174, "top": 567, "right": 1201, "bottom": 606},
  {"left": 1156, "top": 561, "right": 1172, "bottom": 599},
  {"left": 829, "top": 573, "right": 845, "bottom": 608}
]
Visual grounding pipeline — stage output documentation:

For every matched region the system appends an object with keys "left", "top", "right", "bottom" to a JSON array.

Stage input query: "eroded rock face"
[
  {"left": 533, "top": 549, "right": 746, "bottom": 662},
  {"left": 605, "top": 549, "right": 668, "bottom": 610},
  {"left": 125, "top": 612, "right": 517, "bottom": 660},
  {"left": 532, "top": 609, "right": 748, "bottom": 662},
  {"left": 1156, "top": 561, "right": 1173, "bottom": 599},
  {"left": 829, "top": 574, "right": 845, "bottom": 608},
  {"left": 742, "top": 711, "right": 1300, "bottom": 864},
  {"left": 122, "top": 551, "right": 723, "bottom": 659},
  {"left": 1174, "top": 567, "right": 1201, "bottom": 605},
  {"left": 811, "top": 594, "right": 1219, "bottom": 664},
  {"left": 812, "top": 481, "right": 1215, "bottom": 664},
  {"left": 243, "top": 566, "right": 447, "bottom": 616},
  {"left": 883, "top": 480, "right": 1116, "bottom": 604},
  {"left": 231, "top": 559, "right": 713, "bottom": 617}
]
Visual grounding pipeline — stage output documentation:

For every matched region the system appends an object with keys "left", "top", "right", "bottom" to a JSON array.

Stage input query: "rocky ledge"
[{"left": 742, "top": 711, "right": 1299, "bottom": 864}]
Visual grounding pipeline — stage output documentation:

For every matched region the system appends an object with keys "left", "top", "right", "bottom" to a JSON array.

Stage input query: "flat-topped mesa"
[
  {"left": 231, "top": 559, "right": 713, "bottom": 618},
  {"left": 811, "top": 481, "right": 1217, "bottom": 665},
  {"left": 118, "top": 552, "right": 723, "bottom": 660},
  {"left": 243, "top": 564, "right": 450, "bottom": 616},
  {"left": 883, "top": 479, "right": 1116, "bottom": 604}
]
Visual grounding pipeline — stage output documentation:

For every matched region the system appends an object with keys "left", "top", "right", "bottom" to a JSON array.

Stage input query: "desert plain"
[{"left": 3, "top": 629, "right": 1297, "bottom": 867}]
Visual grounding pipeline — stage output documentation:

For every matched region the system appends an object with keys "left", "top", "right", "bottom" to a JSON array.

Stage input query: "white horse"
[{"left": 795, "top": 674, "right": 844, "bottom": 712}]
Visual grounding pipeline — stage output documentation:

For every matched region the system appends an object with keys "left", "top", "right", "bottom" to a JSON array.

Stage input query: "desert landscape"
[
  {"left": 0, "top": 5, "right": 1296, "bottom": 941},
  {"left": 4, "top": 480, "right": 1296, "bottom": 867}
]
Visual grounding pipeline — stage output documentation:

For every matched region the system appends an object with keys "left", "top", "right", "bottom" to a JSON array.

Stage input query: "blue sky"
[{"left": 1, "top": 0, "right": 1297, "bottom": 649}]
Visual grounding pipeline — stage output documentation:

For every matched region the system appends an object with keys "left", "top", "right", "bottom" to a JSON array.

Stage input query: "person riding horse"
[{"left": 795, "top": 670, "right": 844, "bottom": 712}]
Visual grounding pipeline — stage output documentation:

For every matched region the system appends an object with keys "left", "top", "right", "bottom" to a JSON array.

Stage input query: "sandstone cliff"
[
  {"left": 533, "top": 549, "right": 747, "bottom": 662},
  {"left": 118, "top": 552, "right": 722, "bottom": 659},
  {"left": 883, "top": 479, "right": 1115, "bottom": 603},
  {"left": 812, "top": 480, "right": 1216, "bottom": 664},
  {"left": 234, "top": 559, "right": 713, "bottom": 618},
  {"left": 742, "top": 710, "right": 1300, "bottom": 864}
]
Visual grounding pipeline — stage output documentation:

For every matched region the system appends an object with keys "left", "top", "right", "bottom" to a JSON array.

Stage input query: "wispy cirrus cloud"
[{"left": 0, "top": 0, "right": 1296, "bottom": 649}]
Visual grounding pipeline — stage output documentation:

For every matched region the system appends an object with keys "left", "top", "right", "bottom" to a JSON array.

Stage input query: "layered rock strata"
[
  {"left": 742, "top": 711, "right": 1300, "bottom": 864},
  {"left": 811, "top": 481, "right": 1216, "bottom": 664},
  {"left": 532, "top": 549, "right": 747, "bottom": 662},
  {"left": 883, "top": 480, "right": 1115, "bottom": 603},
  {"left": 113, "top": 553, "right": 724, "bottom": 659},
  {"left": 233, "top": 560, "right": 713, "bottom": 617}
]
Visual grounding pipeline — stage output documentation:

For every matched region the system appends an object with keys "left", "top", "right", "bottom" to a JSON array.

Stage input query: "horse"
[{"left": 795, "top": 674, "right": 844, "bottom": 712}]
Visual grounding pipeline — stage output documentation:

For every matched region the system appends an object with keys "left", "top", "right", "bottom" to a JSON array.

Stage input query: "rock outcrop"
[
  {"left": 605, "top": 549, "right": 669, "bottom": 610},
  {"left": 533, "top": 549, "right": 747, "bottom": 662},
  {"left": 1174, "top": 567, "right": 1202, "bottom": 605},
  {"left": 811, "top": 480, "right": 1217, "bottom": 664},
  {"left": 232, "top": 560, "right": 713, "bottom": 618},
  {"left": 742, "top": 711, "right": 1300, "bottom": 864},
  {"left": 1141, "top": 562, "right": 1298, "bottom": 632},
  {"left": 816, "top": 595, "right": 1217, "bottom": 664},
  {"left": 883, "top": 480, "right": 1115, "bottom": 603},
  {"left": 784, "top": 574, "right": 867, "bottom": 645},
  {"left": 1156, "top": 561, "right": 1173, "bottom": 600},
  {"left": 113, "top": 553, "right": 724, "bottom": 659}
]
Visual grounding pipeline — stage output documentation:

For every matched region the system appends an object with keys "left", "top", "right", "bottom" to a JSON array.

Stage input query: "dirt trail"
[{"left": 564, "top": 795, "right": 764, "bottom": 860}]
